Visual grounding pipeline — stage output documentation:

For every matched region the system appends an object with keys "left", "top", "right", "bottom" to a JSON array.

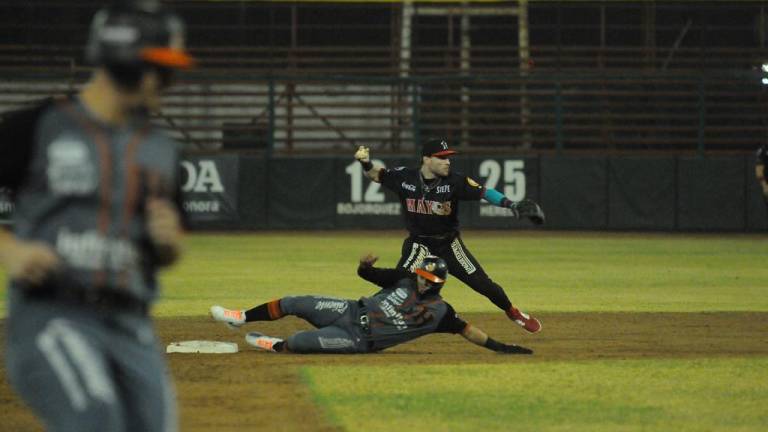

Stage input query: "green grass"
[
  {"left": 2, "top": 231, "right": 766, "bottom": 431},
  {"left": 1, "top": 231, "right": 767, "bottom": 316},
  {"left": 303, "top": 358, "right": 768, "bottom": 432}
]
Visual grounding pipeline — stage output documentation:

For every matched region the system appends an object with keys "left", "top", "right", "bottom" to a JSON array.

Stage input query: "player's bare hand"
[
  {"left": 354, "top": 146, "right": 370, "bottom": 163},
  {"left": 359, "top": 252, "right": 378, "bottom": 267},
  {"left": 147, "top": 198, "right": 183, "bottom": 266},
  {"left": 0, "top": 239, "right": 59, "bottom": 286}
]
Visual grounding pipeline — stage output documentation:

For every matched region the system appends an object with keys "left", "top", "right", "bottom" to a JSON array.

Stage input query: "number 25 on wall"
[
  {"left": 345, "top": 160, "right": 386, "bottom": 203},
  {"left": 478, "top": 160, "right": 526, "bottom": 201}
]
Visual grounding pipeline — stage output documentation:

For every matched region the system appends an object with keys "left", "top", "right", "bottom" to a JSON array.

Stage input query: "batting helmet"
[
  {"left": 86, "top": 0, "right": 193, "bottom": 72},
  {"left": 414, "top": 255, "right": 449, "bottom": 296}
]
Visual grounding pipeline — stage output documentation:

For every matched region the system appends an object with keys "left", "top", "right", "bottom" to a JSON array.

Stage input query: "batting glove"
[{"left": 354, "top": 146, "right": 370, "bottom": 163}]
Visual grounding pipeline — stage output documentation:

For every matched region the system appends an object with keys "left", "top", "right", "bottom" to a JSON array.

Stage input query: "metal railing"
[{"left": 3, "top": 68, "right": 764, "bottom": 154}]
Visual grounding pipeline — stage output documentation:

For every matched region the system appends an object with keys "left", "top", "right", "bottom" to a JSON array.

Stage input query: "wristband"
[{"left": 359, "top": 160, "right": 373, "bottom": 171}]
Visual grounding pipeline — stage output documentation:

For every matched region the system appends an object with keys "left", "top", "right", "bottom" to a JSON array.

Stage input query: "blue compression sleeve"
[{"left": 482, "top": 188, "right": 508, "bottom": 207}]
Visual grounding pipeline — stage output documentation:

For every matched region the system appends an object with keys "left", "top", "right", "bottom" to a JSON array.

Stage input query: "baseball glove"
[
  {"left": 497, "top": 343, "right": 533, "bottom": 355},
  {"left": 510, "top": 198, "right": 545, "bottom": 225}
]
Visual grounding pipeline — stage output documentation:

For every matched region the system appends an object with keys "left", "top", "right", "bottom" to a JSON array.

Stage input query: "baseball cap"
[{"left": 421, "top": 138, "right": 457, "bottom": 158}]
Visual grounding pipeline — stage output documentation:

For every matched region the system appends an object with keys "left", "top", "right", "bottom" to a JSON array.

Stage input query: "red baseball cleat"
[{"left": 507, "top": 307, "right": 542, "bottom": 333}]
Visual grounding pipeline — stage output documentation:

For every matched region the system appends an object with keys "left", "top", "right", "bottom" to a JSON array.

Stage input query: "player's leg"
[
  {"left": 440, "top": 235, "right": 541, "bottom": 333},
  {"left": 283, "top": 326, "right": 367, "bottom": 354},
  {"left": 276, "top": 296, "right": 355, "bottom": 328},
  {"left": 110, "top": 320, "right": 177, "bottom": 432},
  {"left": 6, "top": 315, "right": 124, "bottom": 432},
  {"left": 396, "top": 236, "right": 431, "bottom": 272},
  {"left": 212, "top": 296, "right": 354, "bottom": 329}
]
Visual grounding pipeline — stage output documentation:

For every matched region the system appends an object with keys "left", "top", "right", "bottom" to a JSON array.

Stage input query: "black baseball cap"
[{"left": 421, "top": 138, "right": 457, "bottom": 157}]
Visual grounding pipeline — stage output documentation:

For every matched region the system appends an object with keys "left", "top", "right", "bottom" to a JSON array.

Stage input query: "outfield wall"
[
  {"left": 0, "top": 155, "right": 763, "bottom": 231},
  {"left": 176, "top": 154, "right": 767, "bottom": 232}
]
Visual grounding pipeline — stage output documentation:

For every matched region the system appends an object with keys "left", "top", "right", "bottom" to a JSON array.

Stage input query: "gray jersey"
[
  {"left": 3, "top": 98, "right": 181, "bottom": 304},
  {"left": 360, "top": 277, "right": 455, "bottom": 351}
]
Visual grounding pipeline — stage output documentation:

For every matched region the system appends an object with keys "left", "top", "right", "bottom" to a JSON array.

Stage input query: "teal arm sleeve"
[{"left": 482, "top": 188, "right": 510, "bottom": 207}]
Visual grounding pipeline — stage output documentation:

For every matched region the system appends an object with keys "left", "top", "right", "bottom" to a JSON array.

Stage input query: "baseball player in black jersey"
[
  {"left": 756, "top": 144, "right": 768, "bottom": 214},
  {"left": 353, "top": 139, "right": 545, "bottom": 333},
  {"left": 0, "top": 1, "right": 190, "bottom": 430},
  {"left": 210, "top": 254, "right": 533, "bottom": 355}
]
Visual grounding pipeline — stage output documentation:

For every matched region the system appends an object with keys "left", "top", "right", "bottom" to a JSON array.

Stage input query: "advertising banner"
[
  {"left": 180, "top": 155, "right": 240, "bottom": 226},
  {"left": 168, "top": 154, "right": 765, "bottom": 232}
]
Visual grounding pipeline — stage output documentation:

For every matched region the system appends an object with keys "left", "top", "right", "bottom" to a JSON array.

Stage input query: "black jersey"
[{"left": 378, "top": 166, "right": 484, "bottom": 235}]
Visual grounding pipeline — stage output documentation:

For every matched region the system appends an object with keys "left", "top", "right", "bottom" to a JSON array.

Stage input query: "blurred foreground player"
[
  {"left": 0, "top": 1, "right": 191, "bottom": 430},
  {"left": 211, "top": 254, "right": 532, "bottom": 355}
]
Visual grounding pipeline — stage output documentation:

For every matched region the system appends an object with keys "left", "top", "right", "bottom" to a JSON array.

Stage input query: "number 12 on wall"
[{"left": 345, "top": 160, "right": 386, "bottom": 203}]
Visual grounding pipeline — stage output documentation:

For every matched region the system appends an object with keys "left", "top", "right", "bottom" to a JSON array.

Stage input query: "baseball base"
[{"left": 166, "top": 340, "right": 239, "bottom": 354}]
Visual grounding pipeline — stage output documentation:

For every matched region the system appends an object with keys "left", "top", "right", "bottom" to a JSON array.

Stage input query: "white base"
[{"left": 166, "top": 340, "right": 239, "bottom": 354}]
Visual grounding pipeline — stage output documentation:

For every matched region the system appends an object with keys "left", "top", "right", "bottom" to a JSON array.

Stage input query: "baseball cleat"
[
  {"left": 507, "top": 307, "right": 542, "bottom": 333},
  {"left": 245, "top": 332, "right": 283, "bottom": 352},
  {"left": 210, "top": 305, "right": 246, "bottom": 330}
]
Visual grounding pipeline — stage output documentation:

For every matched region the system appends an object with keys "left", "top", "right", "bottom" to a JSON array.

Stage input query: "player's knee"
[
  {"left": 278, "top": 296, "right": 298, "bottom": 314},
  {"left": 285, "top": 332, "right": 313, "bottom": 353}
]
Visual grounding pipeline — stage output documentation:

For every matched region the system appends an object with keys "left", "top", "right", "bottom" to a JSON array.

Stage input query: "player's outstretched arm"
[
  {"left": 461, "top": 323, "right": 533, "bottom": 354},
  {"left": 354, "top": 146, "right": 383, "bottom": 183}
]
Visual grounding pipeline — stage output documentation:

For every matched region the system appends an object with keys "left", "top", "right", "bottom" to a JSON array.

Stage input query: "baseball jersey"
[
  {"left": 357, "top": 265, "right": 468, "bottom": 351},
  {"left": 378, "top": 166, "right": 484, "bottom": 235},
  {"left": 0, "top": 98, "right": 183, "bottom": 304}
]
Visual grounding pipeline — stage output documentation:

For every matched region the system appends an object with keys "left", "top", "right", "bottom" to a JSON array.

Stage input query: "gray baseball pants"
[
  {"left": 5, "top": 291, "right": 177, "bottom": 432},
  {"left": 279, "top": 296, "right": 369, "bottom": 354}
]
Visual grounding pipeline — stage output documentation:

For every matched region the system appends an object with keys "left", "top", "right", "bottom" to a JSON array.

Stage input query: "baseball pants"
[
  {"left": 395, "top": 233, "right": 514, "bottom": 311},
  {"left": 5, "top": 293, "right": 176, "bottom": 432},
  {"left": 279, "top": 296, "right": 369, "bottom": 354}
]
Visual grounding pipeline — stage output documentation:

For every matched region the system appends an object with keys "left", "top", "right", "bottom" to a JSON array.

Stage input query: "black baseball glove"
[
  {"left": 509, "top": 198, "right": 545, "bottom": 225},
  {"left": 484, "top": 337, "right": 534, "bottom": 354},
  {"left": 497, "top": 343, "right": 534, "bottom": 355}
]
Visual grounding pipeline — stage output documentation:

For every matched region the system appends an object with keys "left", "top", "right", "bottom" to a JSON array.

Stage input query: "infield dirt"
[{"left": 2, "top": 311, "right": 767, "bottom": 431}]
